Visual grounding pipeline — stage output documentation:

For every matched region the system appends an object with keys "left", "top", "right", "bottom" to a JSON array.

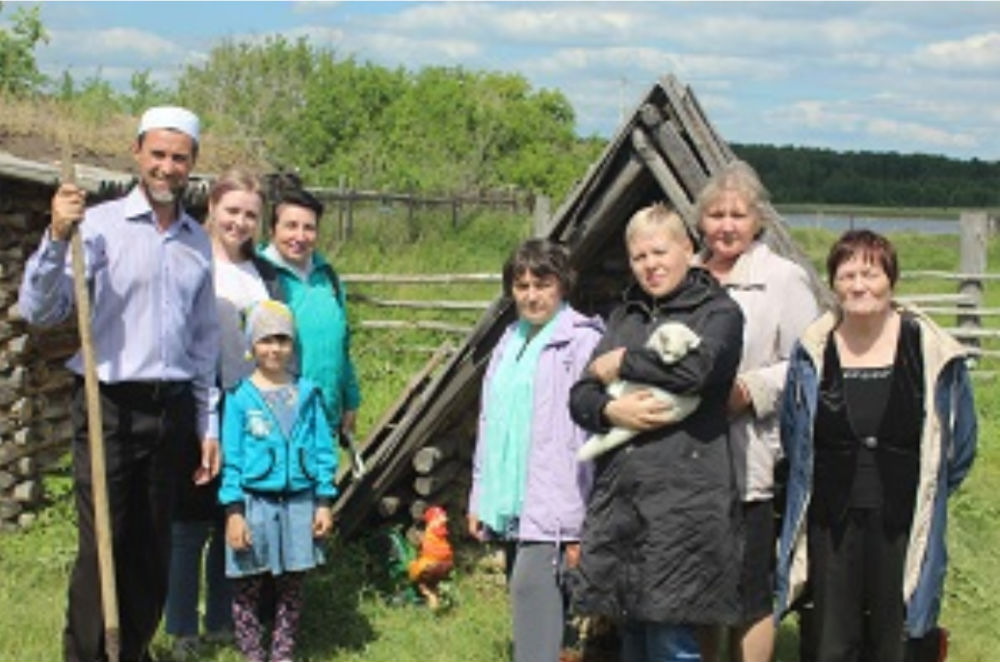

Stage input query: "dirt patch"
[
  {"left": 0, "top": 97, "right": 269, "bottom": 175},
  {"left": 0, "top": 128, "right": 136, "bottom": 172}
]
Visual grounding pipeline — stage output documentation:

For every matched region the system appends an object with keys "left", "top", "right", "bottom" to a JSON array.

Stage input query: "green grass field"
[{"left": 1, "top": 211, "right": 997, "bottom": 661}]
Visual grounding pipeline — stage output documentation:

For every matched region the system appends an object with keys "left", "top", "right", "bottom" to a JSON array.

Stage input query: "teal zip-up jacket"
[
  {"left": 260, "top": 245, "right": 362, "bottom": 431},
  {"left": 219, "top": 376, "right": 338, "bottom": 505}
]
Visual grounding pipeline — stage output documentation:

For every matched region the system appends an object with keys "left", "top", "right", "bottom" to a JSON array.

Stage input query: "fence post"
[
  {"left": 532, "top": 194, "right": 552, "bottom": 238},
  {"left": 958, "top": 210, "right": 988, "bottom": 355},
  {"left": 337, "top": 175, "right": 346, "bottom": 241},
  {"left": 406, "top": 191, "right": 418, "bottom": 242}
]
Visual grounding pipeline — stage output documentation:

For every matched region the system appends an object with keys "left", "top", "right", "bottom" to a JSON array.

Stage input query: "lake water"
[{"left": 782, "top": 213, "right": 959, "bottom": 235}]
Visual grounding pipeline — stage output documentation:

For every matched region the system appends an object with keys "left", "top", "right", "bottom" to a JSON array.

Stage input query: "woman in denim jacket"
[{"left": 775, "top": 230, "right": 976, "bottom": 661}]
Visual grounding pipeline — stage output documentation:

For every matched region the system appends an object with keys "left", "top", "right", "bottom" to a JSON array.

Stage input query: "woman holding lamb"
[{"left": 569, "top": 202, "right": 745, "bottom": 662}]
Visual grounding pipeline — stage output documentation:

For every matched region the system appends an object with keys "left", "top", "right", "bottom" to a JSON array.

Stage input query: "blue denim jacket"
[{"left": 774, "top": 308, "right": 977, "bottom": 637}]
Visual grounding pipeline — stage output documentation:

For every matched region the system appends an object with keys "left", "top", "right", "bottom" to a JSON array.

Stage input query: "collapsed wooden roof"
[{"left": 332, "top": 73, "right": 832, "bottom": 538}]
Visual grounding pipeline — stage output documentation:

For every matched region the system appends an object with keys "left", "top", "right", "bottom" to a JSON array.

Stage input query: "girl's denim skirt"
[{"left": 225, "top": 490, "right": 325, "bottom": 577}]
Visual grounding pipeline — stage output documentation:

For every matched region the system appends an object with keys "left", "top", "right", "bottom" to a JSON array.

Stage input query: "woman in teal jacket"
[
  {"left": 259, "top": 185, "right": 361, "bottom": 436},
  {"left": 775, "top": 230, "right": 976, "bottom": 661}
]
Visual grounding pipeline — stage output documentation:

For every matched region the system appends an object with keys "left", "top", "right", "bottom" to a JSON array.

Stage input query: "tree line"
[
  {"left": 2, "top": 3, "right": 997, "bottom": 206},
  {"left": 733, "top": 143, "right": 1000, "bottom": 208}
]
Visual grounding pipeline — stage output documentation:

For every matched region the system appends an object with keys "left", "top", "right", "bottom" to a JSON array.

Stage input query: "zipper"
[{"left": 248, "top": 382, "right": 303, "bottom": 491}]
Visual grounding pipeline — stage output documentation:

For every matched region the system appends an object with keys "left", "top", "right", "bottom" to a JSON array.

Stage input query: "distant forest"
[{"left": 732, "top": 143, "right": 1000, "bottom": 208}]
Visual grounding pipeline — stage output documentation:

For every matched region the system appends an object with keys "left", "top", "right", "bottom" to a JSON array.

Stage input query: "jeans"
[
  {"left": 620, "top": 621, "right": 701, "bottom": 662},
  {"left": 165, "top": 520, "right": 232, "bottom": 637}
]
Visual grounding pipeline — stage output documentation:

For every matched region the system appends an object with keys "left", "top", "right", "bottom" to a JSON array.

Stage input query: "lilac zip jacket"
[{"left": 468, "top": 305, "right": 604, "bottom": 542}]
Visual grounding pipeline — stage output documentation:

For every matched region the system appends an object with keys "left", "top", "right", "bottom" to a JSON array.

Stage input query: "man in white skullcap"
[{"left": 18, "top": 106, "right": 221, "bottom": 662}]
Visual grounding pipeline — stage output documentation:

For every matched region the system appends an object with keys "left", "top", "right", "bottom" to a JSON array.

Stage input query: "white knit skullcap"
[{"left": 137, "top": 106, "right": 200, "bottom": 143}]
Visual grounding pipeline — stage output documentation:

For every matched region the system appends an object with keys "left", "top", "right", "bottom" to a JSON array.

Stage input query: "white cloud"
[
  {"left": 769, "top": 99, "right": 978, "bottom": 151},
  {"left": 666, "top": 13, "right": 901, "bottom": 54},
  {"left": 353, "top": 32, "right": 480, "bottom": 62},
  {"left": 290, "top": 0, "right": 343, "bottom": 15},
  {"left": 382, "top": 2, "right": 641, "bottom": 44},
  {"left": 865, "top": 117, "right": 976, "bottom": 149},
  {"left": 912, "top": 31, "right": 1000, "bottom": 72},
  {"left": 527, "top": 46, "right": 788, "bottom": 81},
  {"left": 48, "top": 27, "right": 183, "bottom": 60},
  {"left": 772, "top": 100, "right": 864, "bottom": 133}
]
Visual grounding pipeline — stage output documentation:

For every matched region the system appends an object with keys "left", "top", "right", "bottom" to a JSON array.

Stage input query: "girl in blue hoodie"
[{"left": 220, "top": 300, "right": 337, "bottom": 662}]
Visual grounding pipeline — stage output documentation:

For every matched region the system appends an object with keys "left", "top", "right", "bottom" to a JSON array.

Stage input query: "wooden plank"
[
  {"left": 359, "top": 320, "right": 473, "bottom": 335},
  {"left": 0, "top": 150, "right": 133, "bottom": 195},
  {"left": 630, "top": 127, "right": 696, "bottom": 227},
  {"left": 341, "top": 273, "right": 500, "bottom": 284},
  {"left": 639, "top": 102, "right": 708, "bottom": 197},
  {"left": 676, "top": 77, "right": 736, "bottom": 165},
  {"left": 901, "top": 271, "right": 1000, "bottom": 281},
  {"left": 333, "top": 306, "right": 509, "bottom": 535},
  {"left": 657, "top": 74, "right": 729, "bottom": 171},
  {"left": 556, "top": 155, "right": 646, "bottom": 249},
  {"left": 896, "top": 293, "right": 978, "bottom": 305},
  {"left": 333, "top": 343, "right": 452, "bottom": 486},
  {"left": 943, "top": 327, "right": 1000, "bottom": 340},
  {"left": 906, "top": 307, "right": 1000, "bottom": 317},
  {"left": 349, "top": 294, "right": 492, "bottom": 311}
]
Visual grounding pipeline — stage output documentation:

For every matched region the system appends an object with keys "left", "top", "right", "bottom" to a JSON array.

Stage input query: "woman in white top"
[
  {"left": 165, "top": 167, "right": 279, "bottom": 658},
  {"left": 695, "top": 160, "right": 820, "bottom": 662}
]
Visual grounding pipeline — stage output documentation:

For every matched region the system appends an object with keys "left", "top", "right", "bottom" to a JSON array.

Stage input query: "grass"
[
  {"left": 1, "top": 211, "right": 998, "bottom": 660},
  {"left": 0, "top": 94, "right": 267, "bottom": 174}
]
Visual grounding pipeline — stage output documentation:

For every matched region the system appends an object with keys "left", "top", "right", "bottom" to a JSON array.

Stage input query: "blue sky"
[{"left": 8, "top": 1, "right": 1000, "bottom": 161}]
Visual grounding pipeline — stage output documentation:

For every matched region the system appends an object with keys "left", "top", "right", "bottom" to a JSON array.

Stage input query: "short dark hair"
[
  {"left": 271, "top": 186, "right": 324, "bottom": 230},
  {"left": 502, "top": 239, "right": 575, "bottom": 297},
  {"left": 826, "top": 229, "right": 899, "bottom": 287}
]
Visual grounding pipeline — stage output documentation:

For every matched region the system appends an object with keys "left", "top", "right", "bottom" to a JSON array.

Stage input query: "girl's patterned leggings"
[{"left": 232, "top": 572, "right": 305, "bottom": 662}]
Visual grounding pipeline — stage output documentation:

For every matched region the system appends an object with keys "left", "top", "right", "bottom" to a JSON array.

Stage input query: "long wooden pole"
[{"left": 61, "top": 140, "right": 121, "bottom": 662}]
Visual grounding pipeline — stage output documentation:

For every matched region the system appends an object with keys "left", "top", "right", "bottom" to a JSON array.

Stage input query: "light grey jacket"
[{"left": 700, "top": 240, "right": 820, "bottom": 500}]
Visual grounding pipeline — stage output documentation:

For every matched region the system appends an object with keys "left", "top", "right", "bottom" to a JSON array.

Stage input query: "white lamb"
[{"left": 577, "top": 321, "right": 702, "bottom": 462}]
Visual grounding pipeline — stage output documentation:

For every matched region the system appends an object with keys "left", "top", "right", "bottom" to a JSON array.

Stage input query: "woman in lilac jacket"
[{"left": 467, "top": 239, "right": 604, "bottom": 662}]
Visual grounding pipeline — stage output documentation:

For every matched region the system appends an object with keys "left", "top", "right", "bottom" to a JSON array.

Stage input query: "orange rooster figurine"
[{"left": 407, "top": 505, "right": 454, "bottom": 609}]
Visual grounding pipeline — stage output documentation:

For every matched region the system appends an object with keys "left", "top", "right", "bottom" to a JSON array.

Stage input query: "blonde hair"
[
  {"left": 206, "top": 167, "right": 264, "bottom": 260},
  {"left": 625, "top": 202, "right": 690, "bottom": 246},
  {"left": 695, "top": 160, "right": 769, "bottom": 238}
]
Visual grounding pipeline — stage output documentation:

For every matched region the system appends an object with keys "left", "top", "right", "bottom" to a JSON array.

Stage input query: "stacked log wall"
[{"left": 0, "top": 177, "right": 78, "bottom": 530}]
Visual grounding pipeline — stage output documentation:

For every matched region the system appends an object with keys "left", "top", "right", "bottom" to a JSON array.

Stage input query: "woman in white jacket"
[{"left": 695, "top": 160, "right": 821, "bottom": 662}]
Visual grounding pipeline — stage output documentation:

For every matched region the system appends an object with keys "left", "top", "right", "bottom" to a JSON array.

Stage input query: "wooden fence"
[
  {"left": 308, "top": 185, "right": 547, "bottom": 240},
  {"left": 896, "top": 211, "right": 1000, "bottom": 359},
  {"left": 346, "top": 210, "right": 1000, "bottom": 360},
  {"left": 343, "top": 273, "right": 497, "bottom": 339}
]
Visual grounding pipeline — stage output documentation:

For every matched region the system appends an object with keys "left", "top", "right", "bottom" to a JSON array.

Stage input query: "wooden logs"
[
  {"left": 409, "top": 499, "right": 429, "bottom": 521},
  {"left": 414, "top": 460, "right": 461, "bottom": 497}
]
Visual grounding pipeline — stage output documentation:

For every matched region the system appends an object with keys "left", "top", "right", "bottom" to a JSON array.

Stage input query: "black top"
[
  {"left": 843, "top": 365, "right": 893, "bottom": 507},
  {"left": 811, "top": 314, "right": 925, "bottom": 533}
]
